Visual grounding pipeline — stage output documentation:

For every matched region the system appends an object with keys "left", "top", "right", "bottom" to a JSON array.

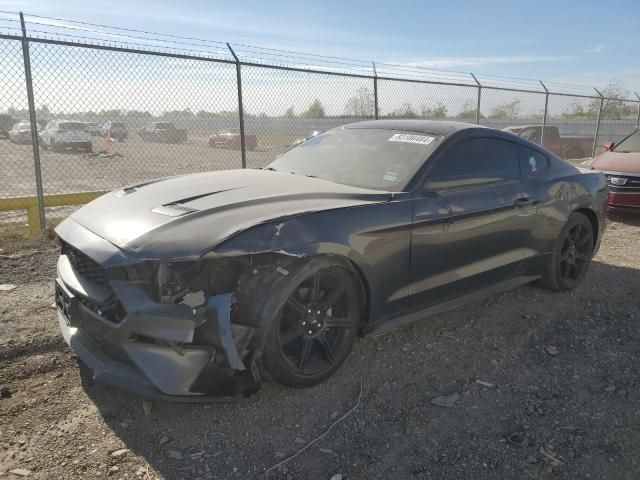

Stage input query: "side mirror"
[{"left": 602, "top": 141, "right": 615, "bottom": 151}]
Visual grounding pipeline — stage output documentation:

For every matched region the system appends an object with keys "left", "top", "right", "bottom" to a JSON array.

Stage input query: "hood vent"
[{"left": 152, "top": 202, "right": 200, "bottom": 217}]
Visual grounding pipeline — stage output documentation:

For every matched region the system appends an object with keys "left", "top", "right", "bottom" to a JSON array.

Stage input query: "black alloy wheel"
[{"left": 262, "top": 261, "right": 360, "bottom": 387}]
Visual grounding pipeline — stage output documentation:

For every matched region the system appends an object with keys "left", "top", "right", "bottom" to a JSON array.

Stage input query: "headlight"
[{"left": 609, "top": 176, "right": 628, "bottom": 186}]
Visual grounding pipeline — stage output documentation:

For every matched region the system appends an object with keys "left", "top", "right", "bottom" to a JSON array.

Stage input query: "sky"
[
  {"left": 1, "top": 0, "right": 639, "bottom": 117},
  {"left": 2, "top": 0, "right": 638, "bottom": 92}
]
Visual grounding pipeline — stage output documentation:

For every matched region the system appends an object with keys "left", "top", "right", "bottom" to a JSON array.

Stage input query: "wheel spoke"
[
  {"left": 280, "top": 324, "right": 301, "bottom": 346},
  {"left": 319, "top": 283, "right": 345, "bottom": 309},
  {"left": 317, "top": 333, "right": 336, "bottom": 364},
  {"left": 576, "top": 233, "right": 591, "bottom": 248},
  {"left": 286, "top": 295, "right": 308, "bottom": 316},
  {"left": 310, "top": 272, "right": 321, "bottom": 302},
  {"left": 298, "top": 337, "right": 314, "bottom": 369},
  {"left": 324, "top": 316, "right": 352, "bottom": 329}
]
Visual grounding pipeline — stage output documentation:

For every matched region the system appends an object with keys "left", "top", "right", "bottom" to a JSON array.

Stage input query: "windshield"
[
  {"left": 111, "top": 122, "right": 125, "bottom": 128},
  {"left": 613, "top": 131, "right": 640, "bottom": 153},
  {"left": 267, "top": 128, "right": 441, "bottom": 191}
]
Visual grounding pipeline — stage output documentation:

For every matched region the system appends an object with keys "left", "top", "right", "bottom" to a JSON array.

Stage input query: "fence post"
[
  {"left": 19, "top": 12, "right": 45, "bottom": 233},
  {"left": 470, "top": 73, "right": 481, "bottom": 125},
  {"left": 372, "top": 62, "right": 379, "bottom": 120},
  {"left": 635, "top": 92, "right": 640, "bottom": 130},
  {"left": 591, "top": 88, "right": 604, "bottom": 158},
  {"left": 227, "top": 43, "right": 246, "bottom": 168},
  {"left": 539, "top": 81, "right": 549, "bottom": 147}
]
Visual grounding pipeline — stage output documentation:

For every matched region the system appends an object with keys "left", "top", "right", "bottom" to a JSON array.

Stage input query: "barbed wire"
[{"left": 0, "top": 9, "right": 637, "bottom": 101}]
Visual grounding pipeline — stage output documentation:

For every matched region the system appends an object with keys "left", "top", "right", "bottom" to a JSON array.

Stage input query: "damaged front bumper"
[{"left": 55, "top": 221, "right": 260, "bottom": 402}]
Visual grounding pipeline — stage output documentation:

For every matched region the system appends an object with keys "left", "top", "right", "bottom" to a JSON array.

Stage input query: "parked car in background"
[
  {"left": 208, "top": 128, "right": 257, "bottom": 150},
  {"left": 101, "top": 121, "right": 128, "bottom": 139},
  {"left": 139, "top": 122, "right": 187, "bottom": 143},
  {"left": 588, "top": 130, "right": 640, "bottom": 212},
  {"left": 503, "top": 125, "right": 593, "bottom": 160},
  {"left": 84, "top": 122, "right": 102, "bottom": 136},
  {"left": 0, "top": 114, "right": 16, "bottom": 139},
  {"left": 8, "top": 120, "right": 33, "bottom": 144},
  {"left": 53, "top": 120, "right": 607, "bottom": 400},
  {"left": 39, "top": 120, "right": 93, "bottom": 152}
]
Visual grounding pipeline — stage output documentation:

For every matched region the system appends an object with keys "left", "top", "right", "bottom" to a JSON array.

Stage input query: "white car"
[
  {"left": 40, "top": 120, "right": 93, "bottom": 152},
  {"left": 8, "top": 121, "right": 32, "bottom": 144}
]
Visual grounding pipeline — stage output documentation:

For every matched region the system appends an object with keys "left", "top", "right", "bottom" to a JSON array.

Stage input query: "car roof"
[{"left": 344, "top": 119, "right": 489, "bottom": 136}]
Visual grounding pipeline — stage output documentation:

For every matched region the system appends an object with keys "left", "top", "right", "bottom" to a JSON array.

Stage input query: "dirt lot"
[
  {"left": 1, "top": 133, "right": 292, "bottom": 199},
  {"left": 1, "top": 214, "right": 639, "bottom": 480}
]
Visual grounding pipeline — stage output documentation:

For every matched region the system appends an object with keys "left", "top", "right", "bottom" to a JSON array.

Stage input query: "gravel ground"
[{"left": 0, "top": 214, "right": 639, "bottom": 480}]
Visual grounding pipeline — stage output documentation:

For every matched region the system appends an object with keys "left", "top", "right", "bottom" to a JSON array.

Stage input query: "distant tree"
[
  {"left": 589, "top": 80, "right": 636, "bottom": 120},
  {"left": 489, "top": 100, "right": 521, "bottom": 119},
  {"left": 301, "top": 99, "right": 325, "bottom": 119},
  {"left": 101, "top": 109, "right": 123, "bottom": 118},
  {"left": 391, "top": 102, "right": 417, "bottom": 118},
  {"left": 344, "top": 87, "right": 374, "bottom": 117},
  {"left": 7, "top": 104, "right": 50, "bottom": 120},
  {"left": 162, "top": 108, "right": 194, "bottom": 118},
  {"left": 126, "top": 110, "right": 153, "bottom": 118},
  {"left": 456, "top": 100, "right": 482, "bottom": 120},
  {"left": 420, "top": 102, "right": 448, "bottom": 119},
  {"left": 561, "top": 101, "right": 591, "bottom": 119},
  {"left": 284, "top": 106, "right": 296, "bottom": 118},
  {"left": 561, "top": 81, "right": 636, "bottom": 120}
]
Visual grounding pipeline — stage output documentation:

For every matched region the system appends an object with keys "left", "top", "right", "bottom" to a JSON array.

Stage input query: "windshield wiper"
[{"left": 260, "top": 167, "right": 277, "bottom": 171}]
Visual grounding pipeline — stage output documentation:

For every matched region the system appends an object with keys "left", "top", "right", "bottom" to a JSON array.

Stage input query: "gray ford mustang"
[{"left": 54, "top": 120, "right": 608, "bottom": 401}]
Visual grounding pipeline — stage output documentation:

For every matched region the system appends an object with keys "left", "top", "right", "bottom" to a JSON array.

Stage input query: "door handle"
[{"left": 514, "top": 197, "right": 530, "bottom": 207}]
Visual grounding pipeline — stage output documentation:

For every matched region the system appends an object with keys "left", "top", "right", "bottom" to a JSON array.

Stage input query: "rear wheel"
[
  {"left": 541, "top": 212, "right": 594, "bottom": 291},
  {"left": 261, "top": 259, "right": 360, "bottom": 387}
]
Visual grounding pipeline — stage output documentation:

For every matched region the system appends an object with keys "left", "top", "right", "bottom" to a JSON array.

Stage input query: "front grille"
[
  {"left": 59, "top": 241, "right": 125, "bottom": 324},
  {"left": 60, "top": 241, "right": 109, "bottom": 287},
  {"left": 607, "top": 175, "right": 640, "bottom": 193}
]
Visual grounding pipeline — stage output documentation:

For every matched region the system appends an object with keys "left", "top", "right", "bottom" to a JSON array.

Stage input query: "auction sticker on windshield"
[{"left": 388, "top": 133, "right": 435, "bottom": 145}]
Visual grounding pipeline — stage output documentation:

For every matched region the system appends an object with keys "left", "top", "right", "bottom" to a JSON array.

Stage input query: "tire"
[
  {"left": 261, "top": 258, "right": 361, "bottom": 387},
  {"left": 540, "top": 212, "right": 594, "bottom": 291}
]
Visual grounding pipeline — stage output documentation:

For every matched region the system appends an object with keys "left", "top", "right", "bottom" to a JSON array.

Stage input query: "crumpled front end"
[{"left": 55, "top": 219, "right": 263, "bottom": 401}]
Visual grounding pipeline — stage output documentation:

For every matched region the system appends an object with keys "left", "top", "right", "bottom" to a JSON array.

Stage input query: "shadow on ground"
[{"left": 76, "top": 259, "right": 640, "bottom": 479}]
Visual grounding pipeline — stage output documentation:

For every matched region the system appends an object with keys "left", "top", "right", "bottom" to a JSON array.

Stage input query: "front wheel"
[
  {"left": 540, "top": 212, "right": 594, "bottom": 291},
  {"left": 261, "top": 259, "right": 360, "bottom": 387}
]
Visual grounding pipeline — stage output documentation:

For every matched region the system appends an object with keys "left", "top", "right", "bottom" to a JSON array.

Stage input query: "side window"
[
  {"left": 518, "top": 145, "right": 548, "bottom": 176},
  {"left": 426, "top": 137, "right": 520, "bottom": 189}
]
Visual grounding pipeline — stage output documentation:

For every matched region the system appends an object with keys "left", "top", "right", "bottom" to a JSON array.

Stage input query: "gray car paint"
[{"left": 54, "top": 120, "right": 608, "bottom": 401}]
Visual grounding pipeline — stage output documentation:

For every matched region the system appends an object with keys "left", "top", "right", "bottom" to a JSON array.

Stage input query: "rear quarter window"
[{"left": 518, "top": 145, "right": 549, "bottom": 176}]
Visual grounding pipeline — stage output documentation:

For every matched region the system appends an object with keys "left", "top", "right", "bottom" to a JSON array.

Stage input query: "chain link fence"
[{"left": 1, "top": 11, "right": 639, "bottom": 238}]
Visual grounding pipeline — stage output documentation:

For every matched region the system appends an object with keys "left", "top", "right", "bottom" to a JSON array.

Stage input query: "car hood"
[
  {"left": 62, "top": 169, "right": 390, "bottom": 260},
  {"left": 590, "top": 151, "right": 640, "bottom": 174}
]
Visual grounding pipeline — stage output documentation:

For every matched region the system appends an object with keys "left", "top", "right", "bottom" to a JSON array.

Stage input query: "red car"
[
  {"left": 208, "top": 128, "right": 257, "bottom": 151},
  {"left": 589, "top": 130, "right": 640, "bottom": 212},
  {"left": 503, "top": 125, "right": 593, "bottom": 160}
]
